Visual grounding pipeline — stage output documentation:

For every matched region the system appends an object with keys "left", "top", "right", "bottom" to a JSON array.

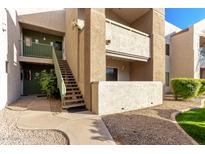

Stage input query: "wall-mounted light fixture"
[
  {"left": 72, "top": 19, "right": 85, "bottom": 30},
  {"left": 43, "top": 37, "right": 46, "bottom": 41}
]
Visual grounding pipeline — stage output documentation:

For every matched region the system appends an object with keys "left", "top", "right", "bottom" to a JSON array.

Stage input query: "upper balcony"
[
  {"left": 22, "top": 40, "right": 62, "bottom": 59},
  {"left": 19, "top": 28, "right": 63, "bottom": 64},
  {"left": 105, "top": 18, "right": 150, "bottom": 62}
]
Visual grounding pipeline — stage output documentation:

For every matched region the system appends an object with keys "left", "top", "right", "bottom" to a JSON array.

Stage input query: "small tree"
[{"left": 35, "top": 69, "right": 58, "bottom": 98}]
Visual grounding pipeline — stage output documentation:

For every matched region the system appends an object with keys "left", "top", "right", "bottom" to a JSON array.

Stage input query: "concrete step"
[
  {"left": 62, "top": 102, "right": 85, "bottom": 109},
  {"left": 65, "top": 94, "right": 83, "bottom": 98}
]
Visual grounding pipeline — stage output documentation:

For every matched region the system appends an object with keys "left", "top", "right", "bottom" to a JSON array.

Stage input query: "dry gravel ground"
[
  {"left": 0, "top": 99, "right": 68, "bottom": 145},
  {"left": 102, "top": 98, "right": 200, "bottom": 145}
]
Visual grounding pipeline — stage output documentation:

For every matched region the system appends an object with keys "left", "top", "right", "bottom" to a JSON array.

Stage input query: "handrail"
[
  {"left": 105, "top": 18, "right": 149, "bottom": 37},
  {"left": 52, "top": 47, "right": 66, "bottom": 104}
]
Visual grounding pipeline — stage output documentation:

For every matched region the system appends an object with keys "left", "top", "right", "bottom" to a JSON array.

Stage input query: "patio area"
[{"left": 0, "top": 96, "right": 115, "bottom": 145}]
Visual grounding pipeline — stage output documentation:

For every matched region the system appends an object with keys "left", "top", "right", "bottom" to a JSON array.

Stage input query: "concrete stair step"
[{"left": 62, "top": 102, "right": 85, "bottom": 109}]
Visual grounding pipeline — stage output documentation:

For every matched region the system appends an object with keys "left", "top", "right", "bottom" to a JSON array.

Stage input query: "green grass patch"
[{"left": 176, "top": 108, "right": 205, "bottom": 144}]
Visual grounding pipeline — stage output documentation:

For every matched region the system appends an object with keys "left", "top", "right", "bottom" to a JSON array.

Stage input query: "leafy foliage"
[
  {"left": 171, "top": 78, "right": 201, "bottom": 100},
  {"left": 35, "top": 69, "right": 58, "bottom": 98},
  {"left": 198, "top": 79, "right": 205, "bottom": 96}
]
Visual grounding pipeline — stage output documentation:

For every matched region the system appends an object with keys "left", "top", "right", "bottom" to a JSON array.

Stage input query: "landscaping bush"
[
  {"left": 35, "top": 69, "right": 58, "bottom": 98},
  {"left": 198, "top": 79, "right": 205, "bottom": 96},
  {"left": 171, "top": 78, "right": 201, "bottom": 100}
]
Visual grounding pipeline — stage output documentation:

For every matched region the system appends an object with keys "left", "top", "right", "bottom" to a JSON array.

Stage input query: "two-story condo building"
[
  {"left": 0, "top": 8, "right": 165, "bottom": 115},
  {"left": 165, "top": 19, "right": 205, "bottom": 93}
]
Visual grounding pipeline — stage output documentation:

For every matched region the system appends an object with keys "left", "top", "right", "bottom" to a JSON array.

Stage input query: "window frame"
[
  {"left": 106, "top": 66, "right": 119, "bottom": 81},
  {"left": 166, "top": 44, "right": 170, "bottom": 56}
]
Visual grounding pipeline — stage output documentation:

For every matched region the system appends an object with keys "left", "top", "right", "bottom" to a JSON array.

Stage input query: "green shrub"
[
  {"left": 35, "top": 69, "right": 58, "bottom": 98},
  {"left": 171, "top": 78, "right": 201, "bottom": 100},
  {"left": 198, "top": 79, "right": 205, "bottom": 96}
]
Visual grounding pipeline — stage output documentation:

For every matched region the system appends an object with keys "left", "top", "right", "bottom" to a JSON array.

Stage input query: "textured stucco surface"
[
  {"left": 106, "top": 58, "right": 130, "bottom": 81},
  {"left": 171, "top": 28, "right": 195, "bottom": 79},
  {"left": 17, "top": 9, "right": 65, "bottom": 33},
  {"left": 0, "top": 9, "right": 21, "bottom": 109},
  {"left": 84, "top": 9, "right": 106, "bottom": 109},
  {"left": 129, "top": 9, "right": 165, "bottom": 83},
  {"left": 165, "top": 21, "right": 181, "bottom": 93},
  {"left": 106, "top": 20, "right": 150, "bottom": 61},
  {"left": 92, "top": 81, "right": 163, "bottom": 115},
  {"left": 103, "top": 96, "right": 200, "bottom": 145}
]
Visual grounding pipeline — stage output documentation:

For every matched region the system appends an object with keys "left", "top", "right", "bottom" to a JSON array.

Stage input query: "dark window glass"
[
  {"left": 106, "top": 67, "right": 118, "bottom": 81},
  {"left": 166, "top": 44, "right": 170, "bottom": 56},
  {"left": 165, "top": 72, "right": 169, "bottom": 86},
  {"left": 54, "top": 41, "right": 62, "bottom": 50}
]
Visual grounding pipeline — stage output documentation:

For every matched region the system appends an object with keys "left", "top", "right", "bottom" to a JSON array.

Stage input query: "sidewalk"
[{"left": 8, "top": 96, "right": 115, "bottom": 145}]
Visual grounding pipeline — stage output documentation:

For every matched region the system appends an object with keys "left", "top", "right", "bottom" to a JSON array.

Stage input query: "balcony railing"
[
  {"left": 106, "top": 19, "right": 150, "bottom": 61},
  {"left": 21, "top": 40, "right": 62, "bottom": 59}
]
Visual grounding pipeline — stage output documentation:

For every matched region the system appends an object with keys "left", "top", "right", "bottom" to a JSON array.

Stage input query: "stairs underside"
[{"left": 58, "top": 60, "right": 85, "bottom": 109}]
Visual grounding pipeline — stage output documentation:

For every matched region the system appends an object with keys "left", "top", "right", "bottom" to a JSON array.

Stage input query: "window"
[
  {"left": 165, "top": 72, "right": 169, "bottom": 86},
  {"left": 106, "top": 67, "right": 118, "bottom": 81},
  {"left": 24, "top": 36, "right": 32, "bottom": 47},
  {"left": 166, "top": 44, "right": 170, "bottom": 56}
]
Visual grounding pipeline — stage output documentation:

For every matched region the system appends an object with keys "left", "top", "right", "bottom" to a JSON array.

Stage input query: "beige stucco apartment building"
[
  {"left": 165, "top": 19, "right": 205, "bottom": 93},
  {"left": 0, "top": 8, "right": 165, "bottom": 115}
]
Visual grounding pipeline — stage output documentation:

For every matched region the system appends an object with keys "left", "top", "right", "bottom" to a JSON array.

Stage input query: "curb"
[{"left": 170, "top": 99, "right": 205, "bottom": 145}]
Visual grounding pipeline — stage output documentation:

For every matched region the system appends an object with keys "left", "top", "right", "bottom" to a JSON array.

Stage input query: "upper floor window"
[
  {"left": 166, "top": 44, "right": 170, "bottom": 56},
  {"left": 165, "top": 72, "right": 170, "bottom": 86}
]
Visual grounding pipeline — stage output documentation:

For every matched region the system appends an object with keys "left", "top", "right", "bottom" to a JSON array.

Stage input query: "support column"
[{"left": 84, "top": 8, "right": 106, "bottom": 110}]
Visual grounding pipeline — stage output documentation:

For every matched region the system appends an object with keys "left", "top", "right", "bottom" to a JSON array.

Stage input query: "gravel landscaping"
[
  {"left": 0, "top": 103, "right": 68, "bottom": 145},
  {"left": 102, "top": 98, "right": 200, "bottom": 145}
]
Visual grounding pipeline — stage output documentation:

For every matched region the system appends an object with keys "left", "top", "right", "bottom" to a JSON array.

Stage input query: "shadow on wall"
[
  {"left": 6, "top": 9, "right": 21, "bottom": 105},
  {"left": 17, "top": 9, "right": 65, "bottom": 34}
]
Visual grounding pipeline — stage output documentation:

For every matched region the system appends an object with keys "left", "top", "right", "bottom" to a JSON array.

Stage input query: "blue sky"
[{"left": 165, "top": 8, "right": 205, "bottom": 29}]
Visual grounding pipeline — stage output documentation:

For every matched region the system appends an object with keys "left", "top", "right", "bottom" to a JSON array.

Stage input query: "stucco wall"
[
  {"left": 130, "top": 9, "right": 165, "bottom": 84},
  {"left": 65, "top": 9, "right": 78, "bottom": 81},
  {"left": 106, "top": 58, "right": 130, "bottom": 81},
  {"left": 192, "top": 20, "right": 205, "bottom": 78},
  {"left": 84, "top": 9, "right": 106, "bottom": 109},
  {"left": 106, "top": 19, "right": 150, "bottom": 61},
  {"left": 171, "top": 27, "right": 195, "bottom": 79},
  {"left": 105, "top": 9, "right": 129, "bottom": 26},
  {"left": 0, "top": 9, "right": 21, "bottom": 109},
  {"left": 165, "top": 21, "right": 181, "bottom": 92},
  {"left": 92, "top": 81, "right": 163, "bottom": 115},
  {"left": 0, "top": 9, "right": 8, "bottom": 109},
  {"left": 64, "top": 9, "right": 85, "bottom": 98},
  {"left": 16, "top": 9, "right": 65, "bottom": 33}
]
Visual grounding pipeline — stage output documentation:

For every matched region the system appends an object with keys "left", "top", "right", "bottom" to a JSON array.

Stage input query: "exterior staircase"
[{"left": 58, "top": 60, "right": 85, "bottom": 109}]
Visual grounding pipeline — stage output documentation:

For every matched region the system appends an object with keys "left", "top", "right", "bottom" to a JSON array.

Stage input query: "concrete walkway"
[{"left": 7, "top": 96, "right": 115, "bottom": 145}]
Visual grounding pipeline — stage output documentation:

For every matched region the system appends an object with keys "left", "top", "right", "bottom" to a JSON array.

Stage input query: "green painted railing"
[
  {"left": 22, "top": 40, "right": 62, "bottom": 59},
  {"left": 52, "top": 47, "right": 66, "bottom": 104}
]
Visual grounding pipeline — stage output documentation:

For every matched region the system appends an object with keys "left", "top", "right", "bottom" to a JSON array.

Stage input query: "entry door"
[{"left": 23, "top": 67, "right": 41, "bottom": 95}]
